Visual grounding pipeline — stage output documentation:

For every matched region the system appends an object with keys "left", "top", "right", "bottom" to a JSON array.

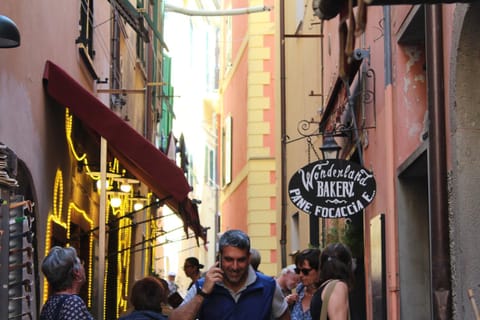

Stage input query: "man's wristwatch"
[{"left": 196, "top": 286, "right": 210, "bottom": 298}]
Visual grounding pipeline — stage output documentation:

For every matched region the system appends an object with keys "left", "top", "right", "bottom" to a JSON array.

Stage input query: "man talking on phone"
[{"left": 170, "top": 229, "right": 290, "bottom": 320}]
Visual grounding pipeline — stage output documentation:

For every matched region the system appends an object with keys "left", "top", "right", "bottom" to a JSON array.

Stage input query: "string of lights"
[
  {"left": 107, "top": 212, "right": 176, "bottom": 234},
  {"left": 66, "top": 196, "right": 172, "bottom": 242},
  {"left": 126, "top": 231, "right": 210, "bottom": 256},
  {"left": 109, "top": 225, "right": 187, "bottom": 257}
]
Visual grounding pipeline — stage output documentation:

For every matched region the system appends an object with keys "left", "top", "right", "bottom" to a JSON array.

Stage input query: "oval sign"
[{"left": 288, "top": 159, "right": 376, "bottom": 218}]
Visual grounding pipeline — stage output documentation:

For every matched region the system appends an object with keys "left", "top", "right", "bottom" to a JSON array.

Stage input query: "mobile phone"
[{"left": 217, "top": 252, "right": 222, "bottom": 269}]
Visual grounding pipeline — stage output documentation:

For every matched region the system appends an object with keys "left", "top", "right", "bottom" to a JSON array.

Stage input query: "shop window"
[
  {"left": 397, "top": 5, "right": 425, "bottom": 45},
  {"left": 205, "top": 146, "right": 216, "bottom": 187},
  {"left": 295, "top": 0, "right": 305, "bottom": 28},
  {"left": 77, "top": 0, "right": 99, "bottom": 79},
  {"left": 290, "top": 212, "right": 300, "bottom": 253},
  {"left": 225, "top": 16, "right": 232, "bottom": 74},
  {"left": 136, "top": 0, "right": 146, "bottom": 66},
  {"left": 370, "top": 213, "right": 386, "bottom": 320},
  {"left": 222, "top": 116, "right": 232, "bottom": 186},
  {"left": 136, "top": 32, "right": 146, "bottom": 66},
  {"left": 69, "top": 223, "right": 90, "bottom": 303}
]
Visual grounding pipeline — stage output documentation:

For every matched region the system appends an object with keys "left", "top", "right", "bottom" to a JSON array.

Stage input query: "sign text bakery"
[{"left": 288, "top": 159, "right": 376, "bottom": 218}]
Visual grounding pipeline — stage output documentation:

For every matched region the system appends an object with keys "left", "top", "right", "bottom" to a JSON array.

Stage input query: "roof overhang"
[
  {"left": 313, "top": 0, "right": 476, "bottom": 20},
  {"left": 42, "top": 60, "right": 205, "bottom": 243}
]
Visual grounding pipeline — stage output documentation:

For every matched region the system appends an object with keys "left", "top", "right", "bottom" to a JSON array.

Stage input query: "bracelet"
[{"left": 196, "top": 288, "right": 210, "bottom": 298}]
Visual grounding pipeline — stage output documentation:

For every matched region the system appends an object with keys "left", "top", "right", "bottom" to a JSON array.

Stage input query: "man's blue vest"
[{"left": 195, "top": 273, "right": 276, "bottom": 320}]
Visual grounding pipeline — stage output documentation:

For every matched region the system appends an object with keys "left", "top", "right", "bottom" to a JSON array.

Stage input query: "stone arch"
[
  {"left": 11, "top": 158, "right": 40, "bottom": 316},
  {"left": 449, "top": 3, "right": 480, "bottom": 319}
]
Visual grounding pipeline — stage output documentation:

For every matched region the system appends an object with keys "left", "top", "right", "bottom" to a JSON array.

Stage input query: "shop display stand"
[
  {"left": 0, "top": 188, "right": 10, "bottom": 314},
  {"left": 0, "top": 144, "right": 37, "bottom": 319},
  {"left": 9, "top": 195, "right": 37, "bottom": 319}
]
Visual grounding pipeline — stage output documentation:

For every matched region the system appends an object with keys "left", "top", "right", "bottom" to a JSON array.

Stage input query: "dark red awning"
[{"left": 42, "top": 60, "right": 205, "bottom": 243}]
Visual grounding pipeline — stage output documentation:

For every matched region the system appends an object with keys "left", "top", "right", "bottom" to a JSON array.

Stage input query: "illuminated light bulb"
[
  {"left": 133, "top": 202, "right": 144, "bottom": 211},
  {"left": 120, "top": 183, "right": 131, "bottom": 193},
  {"left": 96, "top": 180, "right": 109, "bottom": 190},
  {"left": 110, "top": 196, "right": 122, "bottom": 208}
]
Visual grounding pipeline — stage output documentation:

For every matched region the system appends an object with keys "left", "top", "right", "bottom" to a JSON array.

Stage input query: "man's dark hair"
[
  {"left": 294, "top": 248, "right": 321, "bottom": 271},
  {"left": 131, "top": 276, "right": 168, "bottom": 312},
  {"left": 219, "top": 229, "right": 250, "bottom": 254},
  {"left": 185, "top": 257, "right": 204, "bottom": 269},
  {"left": 250, "top": 248, "right": 261, "bottom": 271}
]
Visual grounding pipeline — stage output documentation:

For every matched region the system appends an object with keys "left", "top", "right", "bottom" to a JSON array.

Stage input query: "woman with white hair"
[{"left": 40, "top": 246, "right": 93, "bottom": 320}]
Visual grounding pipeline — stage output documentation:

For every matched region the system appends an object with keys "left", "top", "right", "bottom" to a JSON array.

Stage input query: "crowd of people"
[{"left": 40, "top": 231, "right": 355, "bottom": 320}]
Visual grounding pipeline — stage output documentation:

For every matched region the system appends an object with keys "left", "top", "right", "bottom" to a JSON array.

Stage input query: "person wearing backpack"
[{"left": 310, "top": 243, "right": 354, "bottom": 320}]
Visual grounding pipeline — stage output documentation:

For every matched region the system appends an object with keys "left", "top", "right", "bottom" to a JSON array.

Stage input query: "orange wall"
[
  {"left": 263, "top": 33, "right": 276, "bottom": 157},
  {"left": 221, "top": 180, "right": 248, "bottom": 231},
  {"left": 221, "top": 0, "right": 249, "bottom": 232},
  {"left": 223, "top": 53, "right": 249, "bottom": 178}
]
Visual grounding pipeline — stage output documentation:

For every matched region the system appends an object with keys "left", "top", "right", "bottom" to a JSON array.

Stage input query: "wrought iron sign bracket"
[{"left": 284, "top": 47, "right": 376, "bottom": 163}]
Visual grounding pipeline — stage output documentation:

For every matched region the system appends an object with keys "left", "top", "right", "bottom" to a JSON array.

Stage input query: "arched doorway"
[{"left": 450, "top": 3, "right": 480, "bottom": 319}]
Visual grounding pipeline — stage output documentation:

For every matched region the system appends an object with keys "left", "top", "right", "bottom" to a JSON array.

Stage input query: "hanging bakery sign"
[{"left": 288, "top": 159, "right": 376, "bottom": 218}]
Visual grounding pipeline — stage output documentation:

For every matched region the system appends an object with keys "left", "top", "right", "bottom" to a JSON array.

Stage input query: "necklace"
[
  {"left": 306, "top": 284, "right": 317, "bottom": 293},
  {"left": 304, "top": 288, "right": 316, "bottom": 296}
]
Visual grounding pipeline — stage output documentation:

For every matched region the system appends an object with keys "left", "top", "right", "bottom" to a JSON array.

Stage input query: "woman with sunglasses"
[
  {"left": 286, "top": 248, "right": 321, "bottom": 320},
  {"left": 310, "top": 243, "right": 354, "bottom": 320}
]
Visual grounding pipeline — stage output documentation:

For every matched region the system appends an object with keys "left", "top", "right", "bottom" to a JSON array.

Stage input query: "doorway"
[{"left": 397, "top": 146, "right": 430, "bottom": 319}]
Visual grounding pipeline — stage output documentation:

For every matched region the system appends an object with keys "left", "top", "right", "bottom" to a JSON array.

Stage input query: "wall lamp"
[
  {"left": 106, "top": 183, "right": 129, "bottom": 209},
  {"left": 133, "top": 202, "right": 144, "bottom": 212},
  {"left": 0, "top": 15, "right": 20, "bottom": 48},
  {"left": 109, "top": 194, "right": 122, "bottom": 208},
  {"left": 129, "top": 191, "right": 148, "bottom": 211},
  {"left": 87, "top": 170, "right": 121, "bottom": 192},
  {"left": 113, "top": 177, "right": 139, "bottom": 193},
  {"left": 320, "top": 134, "right": 341, "bottom": 160}
]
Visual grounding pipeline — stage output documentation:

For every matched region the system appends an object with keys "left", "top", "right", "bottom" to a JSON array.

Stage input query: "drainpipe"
[
  {"left": 111, "top": 11, "right": 120, "bottom": 96},
  {"left": 425, "top": 5, "right": 451, "bottom": 320},
  {"left": 165, "top": 4, "right": 271, "bottom": 16},
  {"left": 383, "top": 6, "right": 400, "bottom": 319},
  {"left": 279, "top": 0, "right": 287, "bottom": 268},
  {"left": 96, "top": 11, "right": 120, "bottom": 320},
  {"left": 97, "top": 139, "right": 107, "bottom": 320},
  {"left": 144, "top": 9, "right": 152, "bottom": 139},
  {"left": 320, "top": 21, "right": 326, "bottom": 249},
  {"left": 384, "top": 8, "right": 392, "bottom": 88}
]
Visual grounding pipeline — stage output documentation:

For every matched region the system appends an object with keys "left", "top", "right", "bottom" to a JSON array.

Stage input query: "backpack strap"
[
  {"left": 319, "top": 280, "right": 338, "bottom": 320},
  {"left": 319, "top": 280, "right": 350, "bottom": 320}
]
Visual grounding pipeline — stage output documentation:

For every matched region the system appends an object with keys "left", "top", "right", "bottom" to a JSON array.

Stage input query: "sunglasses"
[{"left": 294, "top": 267, "right": 313, "bottom": 276}]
